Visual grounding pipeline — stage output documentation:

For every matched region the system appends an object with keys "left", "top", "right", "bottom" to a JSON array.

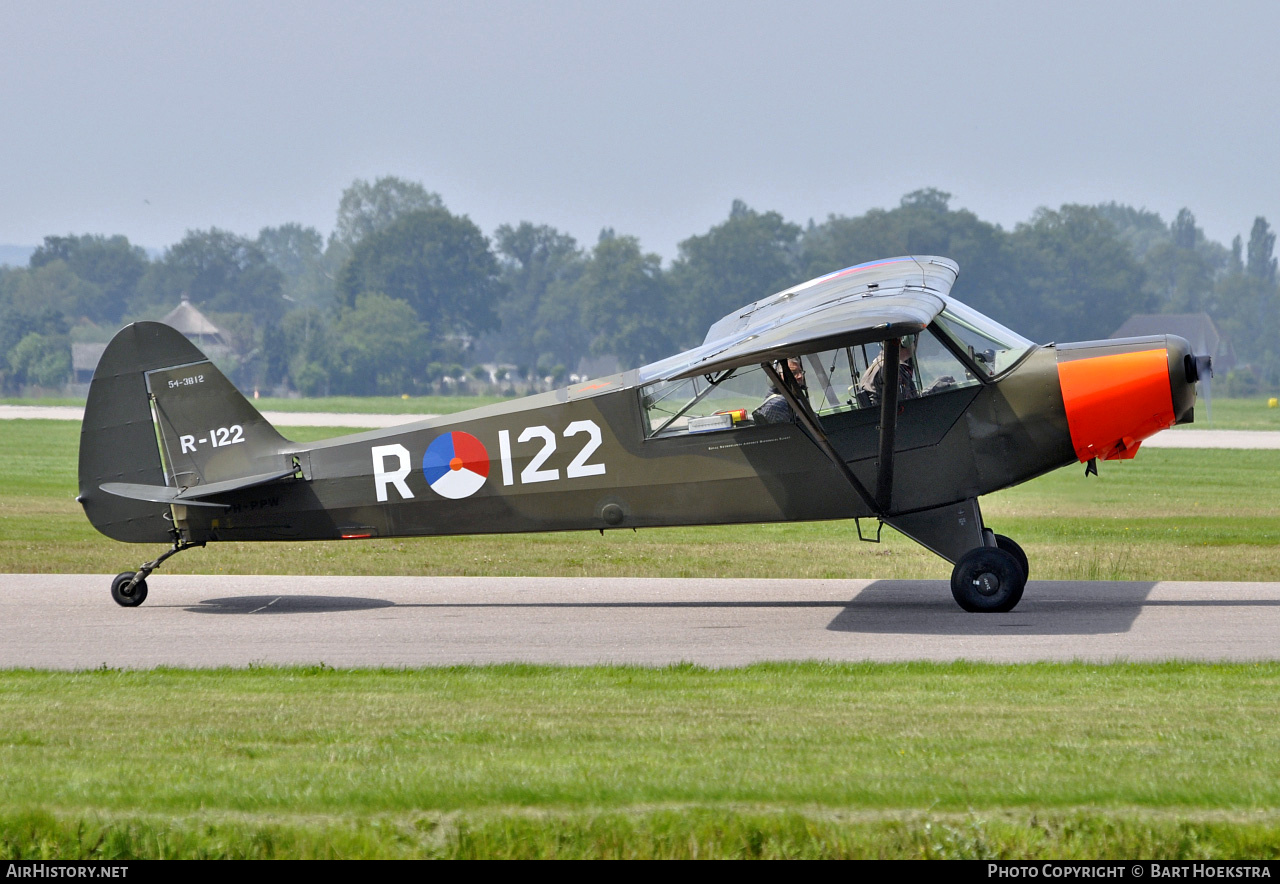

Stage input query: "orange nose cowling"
[{"left": 1057, "top": 348, "right": 1175, "bottom": 462}]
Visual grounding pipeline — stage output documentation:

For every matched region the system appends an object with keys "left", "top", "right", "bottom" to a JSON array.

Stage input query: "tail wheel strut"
[{"left": 109, "top": 538, "right": 205, "bottom": 608}]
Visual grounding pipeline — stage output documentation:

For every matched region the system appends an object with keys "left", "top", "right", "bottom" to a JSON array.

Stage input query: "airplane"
[{"left": 78, "top": 255, "right": 1210, "bottom": 613}]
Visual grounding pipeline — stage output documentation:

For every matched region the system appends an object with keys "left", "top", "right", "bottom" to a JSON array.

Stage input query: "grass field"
[
  {"left": 2, "top": 417, "right": 1279, "bottom": 858},
  {"left": 8, "top": 393, "right": 1280, "bottom": 427},
  {"left": 1167, "top": 395, "right": 1280, "bottom": 430},
  {"left": 3, "top": 663, "right": 1280, "bottom": 859}
]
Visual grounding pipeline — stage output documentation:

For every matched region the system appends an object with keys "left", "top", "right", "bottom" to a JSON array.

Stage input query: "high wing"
[{"left": 640, "top": 255, "right": 957, "bottom": 382}]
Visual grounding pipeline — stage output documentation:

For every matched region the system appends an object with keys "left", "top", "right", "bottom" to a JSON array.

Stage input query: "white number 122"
[{"left": 497, "top": 420, "right": 606, "bottom": 486}]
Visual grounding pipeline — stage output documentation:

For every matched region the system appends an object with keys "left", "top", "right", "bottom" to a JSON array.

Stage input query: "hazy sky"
[{"left": 4, "top": 0, "right": 1279, "bottom": 262}]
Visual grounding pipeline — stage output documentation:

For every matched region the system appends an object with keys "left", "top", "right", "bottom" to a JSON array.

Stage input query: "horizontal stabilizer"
[
  {"left": 101, "top": 465, "right": 302, "bottom": 508},
  {"left": 100, "top": 484, "right": 230, "bottom": 508}
]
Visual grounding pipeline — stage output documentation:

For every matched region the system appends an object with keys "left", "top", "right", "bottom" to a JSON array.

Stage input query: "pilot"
[
  {"left": 753, "top": 357, "right": 807, "bottom": 424},
  {"left": 859, "top": 336, "right": 919, "bottom": 405}
]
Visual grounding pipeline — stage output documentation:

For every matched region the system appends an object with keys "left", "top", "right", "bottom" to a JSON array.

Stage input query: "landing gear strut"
[
  {"left": 994, "top": 533, "right": 1029, "bottom": 581},
  {"left": 110, "top": 536, "right": 205, "bottom": 608},
  {"left": 880, "top": 499, "right": 1031, "bottom": 613}
]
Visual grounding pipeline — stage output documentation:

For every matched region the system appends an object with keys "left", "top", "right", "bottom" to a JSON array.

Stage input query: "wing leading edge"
[{"left": 641, "top": 256, "right": 957, "bottom": 382}]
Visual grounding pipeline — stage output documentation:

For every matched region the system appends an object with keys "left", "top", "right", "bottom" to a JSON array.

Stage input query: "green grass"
[
  {"left": 10, "top": 393, "right": 1280, "bottom": 427},
  {"left": 3, "top": 418, "right": 1278, "bottom": 580},
  {"left": 0, "top": 397, "right": 87, "bottom": 407},
  {"left": 1170, "top": 395, "right": 1280, "bottom": 431},
  {"left": 2, "top": 663, "right": 1279, "bottom": 859}
]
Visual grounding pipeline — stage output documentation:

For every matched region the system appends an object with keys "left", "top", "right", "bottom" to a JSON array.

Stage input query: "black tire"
[
  {"left": 994, "top": 534, "right": 1029, "bottom": 582},
  {"left": 111, "top": 572, "right": 148, "bottom": 607},
  {"left": 950, "top": 547, "right": 1025, "bottom": 613}
]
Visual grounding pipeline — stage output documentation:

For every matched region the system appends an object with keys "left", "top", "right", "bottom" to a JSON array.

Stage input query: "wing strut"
[
  {"left": 875, "top": 337, "right": 900, "bottom": 512},
  {"left": 761, "top": 361, "right": 879, "bottom": 515}
]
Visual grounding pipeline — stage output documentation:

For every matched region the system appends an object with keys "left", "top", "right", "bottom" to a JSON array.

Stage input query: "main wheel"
[
  {"left": 110, "top": 572, "right": 148, "bottom": 607},
  {"left": 950, "top": 547, "right": 1025, "bottom": 613},
  {"left": 994, "top": 534, "right": 1029, "bottom": 581}
]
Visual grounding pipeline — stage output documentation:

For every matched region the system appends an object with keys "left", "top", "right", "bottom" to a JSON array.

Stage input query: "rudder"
[{"left": 78, "top": 322, "right": 289, "bottom": 542}]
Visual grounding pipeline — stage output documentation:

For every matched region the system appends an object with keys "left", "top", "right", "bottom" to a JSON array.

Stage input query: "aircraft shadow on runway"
[
  {"left": 187, "top": 596, "right": 396, "bottom": 614},
  {"left": 179, "top": 579, "right": 1220, "bottom": 639},
  {"left": 183, "top": 580, "right": 1279, "bottom": 638},
  {"left": 827, "top": 579, "right": 1162, "bottom": 635}
]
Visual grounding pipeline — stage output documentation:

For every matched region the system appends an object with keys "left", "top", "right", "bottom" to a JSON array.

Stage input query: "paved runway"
[
  {"left": 5, "top": 575, "right": 1279, "bottom": 668},
  {"left": 6, "top": 407, "right": 1277, "bottom": 668}
]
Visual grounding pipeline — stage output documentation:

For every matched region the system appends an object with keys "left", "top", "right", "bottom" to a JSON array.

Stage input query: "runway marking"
[{"left": 247, "top": 596, "right": 281, "bottom": 614}]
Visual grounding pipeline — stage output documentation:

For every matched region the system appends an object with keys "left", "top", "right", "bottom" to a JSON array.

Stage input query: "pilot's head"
[{"left": 769, "top": 358, "right": 806, "bottom": 394}]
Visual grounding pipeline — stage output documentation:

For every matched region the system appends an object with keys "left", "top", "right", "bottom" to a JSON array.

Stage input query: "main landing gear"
[
  {"left": 882, "top": 500, "right": 1030, "bottom": 613},
  {"left": 110, "top": 537, "right": 205, "bottom": 607},
  {"left": 950, "top": 533, "right": 1028, "bottom": 613}
]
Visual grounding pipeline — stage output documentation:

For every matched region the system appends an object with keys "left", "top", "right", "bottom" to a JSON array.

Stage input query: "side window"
[
  {"left": 640, "top": 364, "right": 774, "bottom": 437},
  {"left": 914, "top": 330, "right": 982, "bottom": 396},
  {"left": 801, "top": 347, "right": 870, "bottom": 415},
  {"left": 640, "top": 334, "right": 984, "bottom": 437},
  {"left": 809, "top": 335, "right": 980, "bottom": 413}
]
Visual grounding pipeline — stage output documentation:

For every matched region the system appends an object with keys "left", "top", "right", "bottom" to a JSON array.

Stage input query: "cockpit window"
[
  {"left": 641, "top": 364, "right": 773, "bottom": 437},
  {"left": 814, "top": 333, "right": 981, "bottom": 413},
  {"left": 931, "top": 300, "right": 1036, "bottom": 378},
  {"left": 639, "top": 332, "right": 987, "bottom": 438}
]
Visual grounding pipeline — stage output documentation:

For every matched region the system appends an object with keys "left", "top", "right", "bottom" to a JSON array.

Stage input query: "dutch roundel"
[{"left": 422, "top": 431, "right": 490, "bottom": 499}]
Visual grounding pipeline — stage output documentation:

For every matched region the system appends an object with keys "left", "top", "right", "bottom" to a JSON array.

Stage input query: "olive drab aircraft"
[{"left": 79, "top": 256, "right": 1211, "bottom": 613}]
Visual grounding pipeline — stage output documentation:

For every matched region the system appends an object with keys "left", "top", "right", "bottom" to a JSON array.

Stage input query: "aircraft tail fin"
[{"left": 78, "top": 321, "right": 291, "bottom": 542}]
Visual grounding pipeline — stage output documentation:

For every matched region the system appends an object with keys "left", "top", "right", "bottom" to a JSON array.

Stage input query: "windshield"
[{"left": 931, "top": 299, "right": 1036, "bottom": 378}]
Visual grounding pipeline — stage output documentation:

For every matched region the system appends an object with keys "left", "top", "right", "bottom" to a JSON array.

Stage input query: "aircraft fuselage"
[{"left": 173, "top": 334, "right": 1194, "bottom": 547}]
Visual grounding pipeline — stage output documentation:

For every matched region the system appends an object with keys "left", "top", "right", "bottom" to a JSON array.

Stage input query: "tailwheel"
[
  {"left": 108, "top": 538, "right": 203, "bottom": 608},
  {"left": 994, "top": 533, "right": 1029, "bottom": 582},
  {"left": 950, "top": 547, "right": 1025, "bottom": 613},
  {"left": 111, "top": 572, "right": 149, "bottom": 607}
]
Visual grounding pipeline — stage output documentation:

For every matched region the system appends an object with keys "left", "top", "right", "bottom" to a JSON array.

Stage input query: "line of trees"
[{"left": 2, "top": 179, "right": 1278, "bottom": 396}]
